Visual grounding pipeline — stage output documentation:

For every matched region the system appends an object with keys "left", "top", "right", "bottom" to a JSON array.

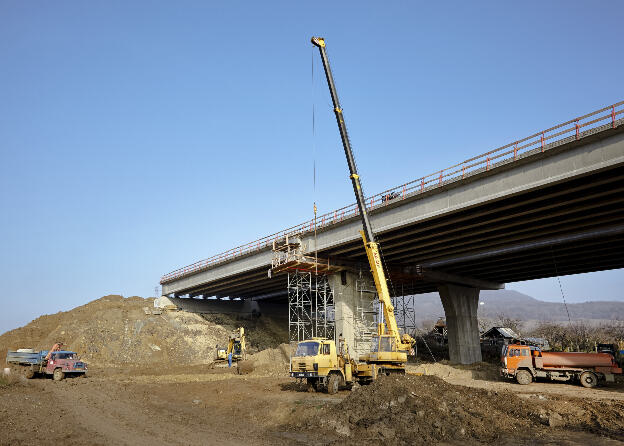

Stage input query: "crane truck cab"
[
  {"left": 290, "top": 338, "right": 355, "bottom": 394},
  {"left": 359, "top": 334, "right": 409, "bottom": 375}
]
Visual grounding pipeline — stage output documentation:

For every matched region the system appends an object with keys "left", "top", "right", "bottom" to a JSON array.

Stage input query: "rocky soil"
[
  {"left": 0, "top": 295, "right": 287, "bottom": 368},
  {"left": 288, "top": 374, "right": 624, "bottom": 445}
]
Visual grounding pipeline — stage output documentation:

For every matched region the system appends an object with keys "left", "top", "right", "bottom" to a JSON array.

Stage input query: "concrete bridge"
[{"left": 161, "top": 102, "right": 624, "bottom": 363}]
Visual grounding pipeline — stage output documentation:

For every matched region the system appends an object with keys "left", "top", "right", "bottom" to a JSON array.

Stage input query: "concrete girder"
[
  {"left": 188, "top": 272, "right": 274, "bottom": 297},
  {"left": 322, "top": 175, "right": 624, "bottom": 260},
  {"left": 422, "top": 224, "right": 624, "bottom": 269},
  {"left": 374, "top": 189, "right": 624, "bottom": 257},
  {"left": 454, "top": 242, "right": 624, "bottom": 278},
  {"left": 398, "top": 267, "right": 504, "bottom": 290},
  {"left": 300, "top": 130, "right": 624, "bottom": 260},
  {"left": 389, "top": 214, "right": 624, "bottom": 264}
]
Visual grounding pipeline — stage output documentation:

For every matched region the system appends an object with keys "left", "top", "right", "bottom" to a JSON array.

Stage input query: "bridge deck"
[{"left": 161, "top": 102, "right": 624, "bottom": 300}]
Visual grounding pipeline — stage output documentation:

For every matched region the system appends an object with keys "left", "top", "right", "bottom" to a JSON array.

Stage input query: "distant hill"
[{"left": 411, "top": 290, "right": 624, "bottom": 326}]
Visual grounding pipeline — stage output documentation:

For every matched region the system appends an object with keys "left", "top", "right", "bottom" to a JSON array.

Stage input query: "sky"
[{"left": 1, "top": 1, "right": 622, "bottom": 333}]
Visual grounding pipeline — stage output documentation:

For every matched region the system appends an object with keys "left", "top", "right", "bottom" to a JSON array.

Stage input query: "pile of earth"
[
  {"left": 244, "top": 343, "right": 291, "bottom": 376},
  {"left": 408, "top": 360, "right": 500, "bottom": 382},
  {"left": 287, "top": 374, "right": 624, "bottom": 444},
  {"left": 200, "top": 312, "right": 288, "bottom": 352},
  {"left": 0, "top": 295, "right": 285, "bottom": 368}
]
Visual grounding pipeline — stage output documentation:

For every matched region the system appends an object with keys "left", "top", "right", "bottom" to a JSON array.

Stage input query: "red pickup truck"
[{"left": 6, "top": 349, "right": 88, "bottom": 381}]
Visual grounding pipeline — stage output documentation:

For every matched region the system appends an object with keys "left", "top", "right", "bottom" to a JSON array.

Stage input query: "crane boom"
[
  {"left": 310, "top": 37, "right": 376, "bottom": 245},
  {"left": 311, "top": 37, "right": 412, "bottom": 352}
]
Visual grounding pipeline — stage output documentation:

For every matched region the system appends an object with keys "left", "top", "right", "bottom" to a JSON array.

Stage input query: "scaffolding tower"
[
  {"left": 354, "top": 276, "right": 378, "bottom": 354},
  {"left": 364, "top": 282, "right": 417, "bottom": 338},
  {"left": 392, "top": 294, "right": 417, "bottom": 336},
  {"left": 287, "top": 270, "right": 335, "bottom": 343}
]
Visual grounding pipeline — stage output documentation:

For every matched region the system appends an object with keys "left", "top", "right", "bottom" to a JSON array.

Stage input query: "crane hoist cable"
[
  {"left": 550, "top": 246, "right": 572, "bottom": 325},
  {"left": 312, "top": 44, "right": 318, "bottom": 276}
]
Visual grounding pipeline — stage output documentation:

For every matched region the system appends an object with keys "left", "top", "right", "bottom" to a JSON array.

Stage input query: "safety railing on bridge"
[{"left": 160, "top": 101, "right": 624, "bottom": 284}]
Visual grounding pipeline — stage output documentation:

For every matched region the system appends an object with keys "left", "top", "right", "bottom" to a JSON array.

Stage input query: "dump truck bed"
[{"left": 6, "top": 350, "right": 47, "bottom": 365}]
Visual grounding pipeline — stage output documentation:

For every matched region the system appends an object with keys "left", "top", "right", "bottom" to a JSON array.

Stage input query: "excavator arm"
[{"left": 311, "top": 37, "right": 414, "bottom": 353}]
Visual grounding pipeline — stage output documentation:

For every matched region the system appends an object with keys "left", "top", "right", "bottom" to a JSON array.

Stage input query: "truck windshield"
[
  {"left": 380, "top": 337, "right": 393, "bottom": 352},
  {"left": 370, "top": 336, "right": 393, "bottom": 352},
  {"left": 53, "top": 353, "right": 75, "bottom": 360},
  {"left": 295, "top": 342, "right": 319, "bottom": 357}
]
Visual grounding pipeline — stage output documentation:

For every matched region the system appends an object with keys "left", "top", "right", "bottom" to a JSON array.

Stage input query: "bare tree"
[
  {"left": 495, "top": 313, "right": 522, "bottom": 336},
  {"left": 530, "top": 320, "right": 624, "bottom": 352}
]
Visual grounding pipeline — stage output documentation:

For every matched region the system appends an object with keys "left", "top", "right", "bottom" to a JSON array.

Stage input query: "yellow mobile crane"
[
  {"left": 290, "top": 38, "right": 415, "bottom": 392},
  {"left": 311, "top": 36, "right": 415, "bottom": 374}
]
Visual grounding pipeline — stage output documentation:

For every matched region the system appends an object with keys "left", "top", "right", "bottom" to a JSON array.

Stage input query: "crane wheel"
[
  {"left": 53, "top": 368, "right": 65, "bottom": 381},
  {"left": 327, "top": 373, "right": 340, "bottom": 395},
  {"left": 516, "top": 370, "right": 532, "bottom": 385},
  {"left": 580, "top": 371, "right": 598, "bottom": 388}
]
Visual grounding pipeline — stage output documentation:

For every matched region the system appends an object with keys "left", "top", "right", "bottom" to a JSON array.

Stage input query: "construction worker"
[{"left": 45, "top": 342, "right": 63, "bottom": 361}]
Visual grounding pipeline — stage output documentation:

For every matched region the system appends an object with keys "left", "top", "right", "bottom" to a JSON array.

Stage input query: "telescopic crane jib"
[{"left": 311, "top": 37, "right": 415, "bottom": 362}]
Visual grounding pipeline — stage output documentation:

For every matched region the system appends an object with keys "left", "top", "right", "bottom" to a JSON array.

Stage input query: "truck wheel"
[
  {"left": 327, "top": 373, "right": 340, "bottom": 395},
  {"left": 580, "top": 371, "right": 598, "bottom": 388},
  {"left": 516, "top": 370, "right": 532, "bottom": 385},
  {"left": 53, "top": 368, "right": 65, "bottom": 381}
]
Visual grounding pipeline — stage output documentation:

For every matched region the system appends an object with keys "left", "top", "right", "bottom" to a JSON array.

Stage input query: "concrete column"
[
  {"left": 328, "top": 271, "right": 376, "bottom": 358},
  {"left": 437, "top": 284, "right": 482, "bottom": 364}
]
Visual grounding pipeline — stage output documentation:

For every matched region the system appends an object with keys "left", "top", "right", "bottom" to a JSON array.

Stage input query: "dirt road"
[
  {"left": 0, "top": 367, "right": 335, "bottom": 446},
  {"left": 1, "top": 365, "right": 623, "bottom": 445}
]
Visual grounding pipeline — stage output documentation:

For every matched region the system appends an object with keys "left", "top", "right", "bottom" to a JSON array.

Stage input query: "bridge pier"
[
  {"left": 438, "top": 284, "right": 482, "bottom": 364},
  {"left": 328, "top": 271, "right": 376, "bottom": 359}
]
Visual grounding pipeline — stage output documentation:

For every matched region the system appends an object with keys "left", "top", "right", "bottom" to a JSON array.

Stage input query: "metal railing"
[{"left": 161, "top": 101, "right": 624, "bottom": 284}]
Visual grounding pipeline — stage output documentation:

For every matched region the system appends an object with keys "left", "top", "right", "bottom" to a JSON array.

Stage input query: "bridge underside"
[{"left": 180, "top": 162, "right": 624, "bottom": 302}]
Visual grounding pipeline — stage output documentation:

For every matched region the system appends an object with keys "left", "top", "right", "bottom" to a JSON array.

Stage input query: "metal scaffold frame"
[
  {"left": 361, "top": 279, "right": 417, "bottom": 338},
  {"left": 287, "top": 270, "right": 335, "bottom": 343},
  {"left": 392, "top": 293, "right": 417, "bottom": 336},
  {"left": 354, "top": 276, "right": 378, "bottom": 354}
]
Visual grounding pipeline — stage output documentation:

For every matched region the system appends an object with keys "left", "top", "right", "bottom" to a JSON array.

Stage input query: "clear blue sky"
[{"left": 1, "top": 1, "right": 622, "bottom": 333}]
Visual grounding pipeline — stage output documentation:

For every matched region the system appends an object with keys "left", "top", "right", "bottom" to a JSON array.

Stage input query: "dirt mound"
[
  {"left": 200, "top": 312, "right": 288, "bottom": 351},
  {"left": 289, "top": 374, "right": 624, "bottom": 444},
  {"left": 0, "top": 295, "right": 232, "bottom": 367},
  {"left": 245, "top": 343, "right": 291, "bottom": 375},
  {"left": 409, "top": 360, "right": 500, "bottom": 382}
]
